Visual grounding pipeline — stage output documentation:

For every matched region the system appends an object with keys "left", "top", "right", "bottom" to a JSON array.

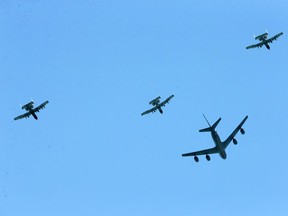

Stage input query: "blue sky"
[{"left": 1, "top": 0, "right": 288, "bottom": 215}]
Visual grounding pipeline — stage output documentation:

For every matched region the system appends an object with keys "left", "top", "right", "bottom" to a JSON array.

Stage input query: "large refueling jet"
[
  {"left": 141, "top": 95, "right": 174, "bottom": 116},
  {"left": 246, "top": 31, "right": 283, "bottom": 50},
  {"left": 14, "top": 100, "right": 49, "bottom": 120},
  {"left": 182, "top": 115, "right": 248, "bottom": 162}
]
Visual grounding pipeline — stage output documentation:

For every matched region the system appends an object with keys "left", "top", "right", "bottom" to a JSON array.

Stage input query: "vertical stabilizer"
[{"left": 212, "top": 118, "right": 221, "bottom": 130}]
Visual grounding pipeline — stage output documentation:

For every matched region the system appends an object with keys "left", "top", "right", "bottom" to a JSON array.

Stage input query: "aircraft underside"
[
  {"left": 184, "top": 115, "right": 248, "bottom": 163},
  {"left": 31, "top": 112, "right": 38, "bottom": 120}
]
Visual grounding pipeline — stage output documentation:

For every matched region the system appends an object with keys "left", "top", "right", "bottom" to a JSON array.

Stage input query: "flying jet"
[
  {"left": 141, "top": 95, "right": 174, "bottom": 116},
  {"left": 246, "top": 31, "right": 283, "bottom": 50},
  {"left": 14, "top": 100, "right": 49, "bottom": 120},
  {"left": 182, "top": 115, "right": 248, "bottom": 162}
]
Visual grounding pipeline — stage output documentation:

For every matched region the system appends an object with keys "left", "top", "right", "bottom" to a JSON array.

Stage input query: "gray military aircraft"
[
  {"left": 246, "top": 31, "right": 283, "bottom": 50},
  {"left": 182, "top": 115, "right": 248, "bottom": 162},
  {"left": 14, "top": 100, "right": 49, "bottom": 120},
  {"left": 141, "top": 95, "right": 174, "bottom": 116}
]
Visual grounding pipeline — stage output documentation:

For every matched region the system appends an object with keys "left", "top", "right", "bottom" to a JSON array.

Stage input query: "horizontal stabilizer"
[
  {"left": 212, "top": 118, "right": 221, "bottom": 129},
  {"left": 149, "top": 96, "right": 161, "bottom": 105},
  {"left": 199, "top": 127, "right": 211, "bottom": 132},
  {"left": 21, "top": 101, "right": 34, "bottom": 110},
  {"left": 255, "top": 32, "right": 268, "bottom": 40}
]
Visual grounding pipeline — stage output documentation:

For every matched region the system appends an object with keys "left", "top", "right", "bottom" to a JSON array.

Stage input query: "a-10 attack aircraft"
[
  {"left": 182, "top": 115, "right": 248, "bottom": 162},
  {"left": 246, "top": 31, "right": 283, "bottom": 50},
  {"left": 14, "top": 100, "right": 49, "bottom": 120},
  {"left": 141, "top": 95, "right": 174, "bottom": 116}
]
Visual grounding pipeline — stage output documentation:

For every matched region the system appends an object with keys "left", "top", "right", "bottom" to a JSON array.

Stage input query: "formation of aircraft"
[
  {"left": 10, "top": 29, "right": 284, "bottom": 162},
  {"left": 246, "top": 31, "right": 283, "bottom": 50},
  {"left": 182, "top": 115, "right": 248, "bottom": 162},
  {"left": 141, "top": 95, "right": 174, "bottom": 116},
  {"left": 14, "top": 100, "right": 49, "bottom": 120}
]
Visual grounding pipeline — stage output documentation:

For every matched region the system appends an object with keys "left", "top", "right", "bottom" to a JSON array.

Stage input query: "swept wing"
[
  {"left": 182, "top": 147, "right": 219, "bottom": 157},
  {"left": 223, "top": 115, "right": 248, "bottom": 149}
]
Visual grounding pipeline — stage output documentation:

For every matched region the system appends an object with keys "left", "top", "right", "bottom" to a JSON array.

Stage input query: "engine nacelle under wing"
[
  {"left": 149, "top": 96, "right": 161, "bottom": 105},
  {"left": 21, "top": 101, "right": 34, "bottom": 110},
  {"left": 255, "top": 32, "right": 268, "bottom": 41}
]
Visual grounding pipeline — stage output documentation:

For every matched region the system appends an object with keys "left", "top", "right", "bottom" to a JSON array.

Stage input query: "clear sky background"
[{"left": 0, "top": 0, "right": 288, "bottom": 215}]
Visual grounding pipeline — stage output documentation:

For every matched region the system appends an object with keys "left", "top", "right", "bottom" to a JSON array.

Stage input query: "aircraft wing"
[
  {"left": 14, "top": 112, "right": 31, "bottom": 120},
  {"left": 141, "top": 106, "right": 158, "bottom": 116},
  {"left": 33, "top": 101, "right": 49, "bottom": 112},
  {"left": 223, "top": 115, "right": 248, "bottom": 149},
  {"left": 246, "top": 41, "right": 265, "bottom": 49},
  {"left": 182, "top": 147, "right": 219, "bottom": 157},
  {"left": 159, "top": 94, "right": 174, "bottom": 107},
  {"left": 267, "top": 32, "right": 284, "bottom": 44}
]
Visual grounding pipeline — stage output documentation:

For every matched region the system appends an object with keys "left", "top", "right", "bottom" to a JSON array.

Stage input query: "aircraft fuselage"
[
  {"left": 264, "top": 42, "right": 270, "bottom": 50},
  {"left": 31, "top": 111, "right": 38, "bottom": 120},
  {"left": 211, "top": 130, "right": 227, "bottom": 159},
  {"left": 153, "top": 102, "right": 164, "bottom": 114},
  {"left": 28, "top": 108, "right": 38, "bottom": 120},
  {"left": 258, "top": 38, "right": 270, "bottom": 50}
]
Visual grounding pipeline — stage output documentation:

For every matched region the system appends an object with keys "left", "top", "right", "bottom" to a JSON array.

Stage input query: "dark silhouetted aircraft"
[
  {"left": 141, "top": 95, "right": 174, "bottom": 116},
  {"left": 14, "top": 100, "right": 49, "bottom": 120},
  {"left": 246, "top": 31, "right": 283, "bottom": 50},
  {"left": 182, "top": 114, "right": 248, "bottom": 162}
]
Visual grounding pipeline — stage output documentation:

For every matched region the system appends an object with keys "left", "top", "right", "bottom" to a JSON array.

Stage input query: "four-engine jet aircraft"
[
  {"left": 246, "top": 31, "right": 283, "bottom": 50},
  {"left": 141, "top": 95, "right": 174, "bottom": 116},
  {"left": 182, "top": 115, "right": 248, "bottom": 162},
  {"left": 14, "top": 100, "right": 49, "bottom": 120}
]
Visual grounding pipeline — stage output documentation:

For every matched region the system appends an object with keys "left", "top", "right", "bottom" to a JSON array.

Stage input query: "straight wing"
[
  {"left": 159, "top": 94, "right": 174, "bottom": 107},
  {"left": 267, "top": 32, "right": 284, "bottom": 44},
  {"left": 223, "top": 115, "right": 248, "bottom": 149},
  {"left": 14, "top": 112, "right": 31, "bottom": 120},
  {"left": 141, "top": 106, "right": 158, "bottom": 116},
  {"left": 33, "top": 101, "right": 49, "bottom": 113},
  {"left": 246, "top": 41, "right": 265, "bottom": 49},
  {"left": 182, "top": 147, "right": 218, "bottom": 157}
]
